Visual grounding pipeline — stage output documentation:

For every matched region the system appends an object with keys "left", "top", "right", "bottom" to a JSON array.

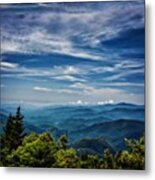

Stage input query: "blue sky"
[{"left": 0, "top": 1, "right": 145, "bottom": 105}]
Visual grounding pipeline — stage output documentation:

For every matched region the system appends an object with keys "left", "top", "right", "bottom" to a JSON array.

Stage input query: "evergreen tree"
[{"left": 1, "top": 106, "right": 25, "bottom": 151}]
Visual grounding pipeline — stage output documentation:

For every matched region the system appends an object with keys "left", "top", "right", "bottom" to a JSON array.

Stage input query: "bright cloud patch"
[{"left": 1, "top": 61, "right": 18, "bottom": 69}]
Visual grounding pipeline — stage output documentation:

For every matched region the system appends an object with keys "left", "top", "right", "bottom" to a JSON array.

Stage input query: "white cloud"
[
  {"left": 0, "top": 61, "right": 18, "bottom": 69},
  {"left": 33, "top": 86, "right": 79, "bottom": 94},
  {"left": 84, "top": 87, "right": 122, "bottom": 96},
  {"left": 91, "top": 66, "right": 116, "bottom": 73},
  {"left": 76, "top": 100, "right": 83, "bottom": 105},
  {"left": 97, "top": 99, "right": 114, "bottom": 105},
  {"left": 102, "top": 82, "right": 144, "bottom": 87},
  {"left": 70, "top": 82, "right": 124, "bottom": 96},
  {"left": 104, "top": 68, "right": 144, "bottom": 82},
  {"left": 52, "top": 65, "right": 81, "bottom": 75},
  {"left": 1, "top": 41, "right": 20, "bottom": 54},
  {"left": 63, "top": 66, "right": 79, "bottom": 74},
  {"left": 70, "top": 82, "right": 88, "bottom": 89},
  {"left": 33, "top": 86, "right": 52, "bottom": 92},
  {"left": 53, "top": 75, "right": 86, "bottom": 82},
  {"left": 114, "top": 60, "right": 144, "bottom": 69},
  {"left": 53, "top": 75, "right": 74, "bottom": 81}
]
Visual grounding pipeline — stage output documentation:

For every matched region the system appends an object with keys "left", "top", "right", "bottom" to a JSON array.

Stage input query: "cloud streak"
[
  {"left": 33, "top": 86, "right": 79, "bottom": 94},
  {"left": 33, "top": 86, "right": 52, "bottom": 92},
  {"left": 1, "top": 61, "right": 18, "bottom": 69}
]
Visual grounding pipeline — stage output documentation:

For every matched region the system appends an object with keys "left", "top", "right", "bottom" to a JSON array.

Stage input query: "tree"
[
  {"left": 101, "top": 135, "right": 145, "bottom": 170},
  {"left": 5, "top": 132, "right": 81, "bottom": 168},
  {"left": 6, "top": 132, "right": 57, "bottom": 167},
  {"left": 54, "top": 148, "right": 81, "bottom": 168},
  {"left": 3, "top": 107, "right": 25, "bottom": 150},
  {"left": 114, "top": 135, "right": 145, "bottom": 169},
  {"left": 0, "top": 107, "right": 25, "bottom": 165},
  {"left": 80, "top": 155, "right": 100, "bottom": 169}
]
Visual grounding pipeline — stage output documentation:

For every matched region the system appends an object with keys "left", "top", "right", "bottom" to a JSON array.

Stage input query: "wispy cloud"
[
  {"left": 100, "top": 82, "right": 144, "bottom": 87},
  {"left": 33, "top": 86, "right": 79, "bottom": 94},
  {"left": 53, "top": 75, "right": 86, "bottom": 82},
  {"left": 0, "top": 61, "right": 18, "bottom": 69},
  {"left": 33, "top": 86, "right": 52, "bottom": 92},
  {"left": 1, "top": 28, "right": 103, "bottom": 61},
  {"left": 54, "top": 66, "right": 80, "bottom": 75},
  {"left": 104, "top": 68, "right": 144, "bottom": 82},
  {"left": 70, "top": 82, "right": 124, "bottom": 96},
  {"left": 1, "top": 63, "right": 86, "bottom": 81}
]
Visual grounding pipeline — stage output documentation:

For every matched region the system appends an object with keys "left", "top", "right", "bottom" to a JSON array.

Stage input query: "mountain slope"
[{"left": 69, "top": 120, "right": 144, "bottom": 151}]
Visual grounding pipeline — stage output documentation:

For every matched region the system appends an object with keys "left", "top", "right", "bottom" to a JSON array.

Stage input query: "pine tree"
[
  {"left": 1, "top": 106, "right": 25, "bottom": 151},
  {"left": 14, "top": 106, "right": 25, "bottom": 146}
]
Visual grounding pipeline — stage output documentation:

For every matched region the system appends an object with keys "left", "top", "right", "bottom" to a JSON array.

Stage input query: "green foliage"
[
  {"left": 80, "top": 155, "right": 100, "bottom": 169},
  {"left": 114, "top": 136, "right": 145, "bottom": 169},
  {"left": 57, "top": 134, "right": 68, "bottom": 149},
  {"left": 101, "top": 135, "right": 145, "bottom": 170},
  {"left": 54, "top": 148, "right": 80, "bottom": 168},
  {"left": 1, "top": 133, "right": 144, "bottom": 169},
  {"left": 101, "top": 149, "right": 117, "bottom": 169},
  {"left": 5, "top": 132, "right": 57, "bottom": 167}
]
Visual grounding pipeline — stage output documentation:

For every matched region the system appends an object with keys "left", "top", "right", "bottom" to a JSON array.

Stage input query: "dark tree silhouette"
[{"left": 1, "top": 106, "right": 25, "bottom": 151}]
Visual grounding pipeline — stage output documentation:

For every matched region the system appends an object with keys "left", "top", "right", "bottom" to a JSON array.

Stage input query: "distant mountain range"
[{"left": 0, "top": 102, "right": 145, "bottom": 155}]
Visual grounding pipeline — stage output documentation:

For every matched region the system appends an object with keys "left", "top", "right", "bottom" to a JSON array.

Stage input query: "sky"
[{"left": 0, "top": 1, "right": 145, "bottom": 105}]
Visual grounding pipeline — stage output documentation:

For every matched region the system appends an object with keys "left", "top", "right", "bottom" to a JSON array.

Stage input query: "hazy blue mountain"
[
  {"left": 0, "top": 102, "right": 144, "bottom": 153},
  {"left": 69, "top": 120, "right": 144, "bottom": 151}
]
